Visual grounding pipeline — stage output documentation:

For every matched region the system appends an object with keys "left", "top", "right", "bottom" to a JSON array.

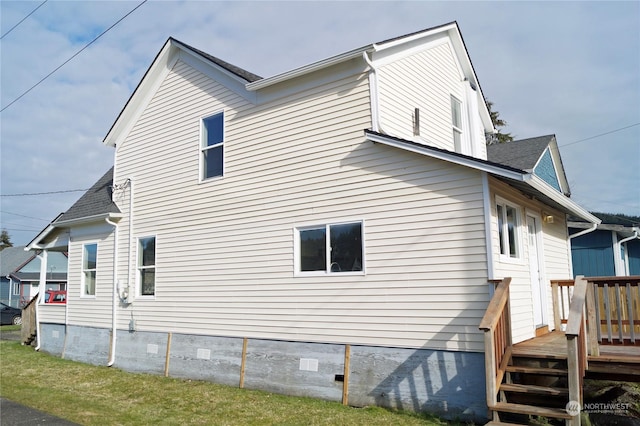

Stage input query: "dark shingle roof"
[
  {"left": 487, "top": 135, "right": 555, "bottom": 171},
  {"left": 0, "top": 246, "right": 34, "bottom": 276},
  {"left": 171, "top": 38, "right": 262, "bottom": 83},
  {"left": 56, "top": 167, "right": 120, "bottom": 223}
]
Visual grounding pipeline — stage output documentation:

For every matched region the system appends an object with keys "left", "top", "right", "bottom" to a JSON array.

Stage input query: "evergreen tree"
[
  {"left": 0, "top": 229, "right": 13, "bottom": 251},
  {"left": 485, "top": 101, "right": 514, "bottom": 145}
]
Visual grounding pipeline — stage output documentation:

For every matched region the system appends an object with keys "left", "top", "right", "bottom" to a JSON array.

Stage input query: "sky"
[{"left": 1, "top": 0, "right": 639, "bottom": 246}]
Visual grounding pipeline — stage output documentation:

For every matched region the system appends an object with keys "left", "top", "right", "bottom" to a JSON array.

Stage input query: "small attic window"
[{"left": 451, "top": 96, "right": 463, "bottom": 151}]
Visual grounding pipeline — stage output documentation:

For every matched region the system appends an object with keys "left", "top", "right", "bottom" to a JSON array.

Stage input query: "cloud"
[{"left": 1, "top": 1, "right": 639, "bottom": 246}]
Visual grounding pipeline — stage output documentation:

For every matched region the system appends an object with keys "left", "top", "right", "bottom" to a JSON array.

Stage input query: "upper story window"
[
  {"left": 82, "top": 243, "right": 97, "bottom": 296},
  {"left": 201, "top": 112, "right": 224, "bottom": 180},
  {"left": 451, "top": 95, "right": 463, "bottom": 152},
  {"left": 296, "top": 221, "right": 364, "bottom": 275},
  {"left": 138, "top": 236, "right": 156, "bottom": 296},
  {"left": 496, "top": 199, "right": 521, "bottom": 259}
]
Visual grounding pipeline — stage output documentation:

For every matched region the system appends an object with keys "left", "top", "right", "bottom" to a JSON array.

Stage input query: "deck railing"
[
  {"left": 20, "top": 293, "right": 38, "bottom": 345},
  {"left": 588, "top": 276, "right": 640, "bottom": 345},
  {"left": 479, "top": 277, "right": 512, "bottom": 410}
]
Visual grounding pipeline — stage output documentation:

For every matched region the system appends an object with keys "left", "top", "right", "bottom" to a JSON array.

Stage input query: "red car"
[{"left": 45, "top": 290, "right": 66, "bottom": 304}]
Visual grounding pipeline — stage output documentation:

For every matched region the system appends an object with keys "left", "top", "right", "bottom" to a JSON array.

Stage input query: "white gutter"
[
  {"left": 34, "top": 250, "right": 48, "bottom": 351},
  {"left": 618, "top": 230, "right": 639, "bottom": 275},
  {"left": 568, "top": 223, "right": 598, "bottom": 240},
  {"left": 246, "top": 46, "right": 371, "bottom": 91},
  {"left": 105, "top": 217, "right": 118, "bottom": 366},
  {"left": 526, "top": 175, "right": 600, "bottom": 224}
]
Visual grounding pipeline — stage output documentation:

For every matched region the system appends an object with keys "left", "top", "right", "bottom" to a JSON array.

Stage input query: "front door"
[{"left": 527, "top": 215, "right": 546, "bottom": 327}]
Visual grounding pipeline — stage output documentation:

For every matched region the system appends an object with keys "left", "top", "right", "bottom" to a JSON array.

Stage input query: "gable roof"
[
  {"left": 487, "top": 135, "right": 570, "bottom": 196},
  {"left": 56, "top": 167, "right": 120, "bottom": 223},
  {"left": 0, "top": 246, "right": 34, "bottom": 277},
  {"left": 104, "top": 21, "right": 493, "bottom": 147},
  {"left": 26, "top": 168, "right": 122, "bottom": 250},
  {"left": 487, "top": 135, "right": 553, "bottom": 171},
  {"left": 365, "top": 130, "right": 600, "bottom": 224}
]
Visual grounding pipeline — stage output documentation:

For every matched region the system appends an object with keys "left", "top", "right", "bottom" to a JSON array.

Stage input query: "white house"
[{"left": 27, "top": 22, "right": 599, "bottom": 422}]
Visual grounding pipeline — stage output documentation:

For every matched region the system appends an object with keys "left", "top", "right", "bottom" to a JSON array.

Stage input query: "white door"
[{"left": 528, "top": 215, "right": 546, "bottom": 327}]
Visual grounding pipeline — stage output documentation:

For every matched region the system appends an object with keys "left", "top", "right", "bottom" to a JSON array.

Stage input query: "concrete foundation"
[{"left": 40, "top": 324, "right": 487, "bottom": 423}]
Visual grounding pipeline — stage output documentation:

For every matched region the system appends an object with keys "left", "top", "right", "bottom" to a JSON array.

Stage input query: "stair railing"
[
  {"left": 479, "top": 277, "right": 512, "bottom": 410},
  {"left": 565, "top": 276, "right": 588, "bottom": 421},
  {"left": 20, "top": 292, "right": 38, "bottom": 345}
]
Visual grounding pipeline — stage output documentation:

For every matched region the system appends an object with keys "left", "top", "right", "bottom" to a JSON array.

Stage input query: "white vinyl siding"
[
  {"left": 66, "top": 225, "right": 115, "bottom": 328},
  {"left": 490, "top": 177, "right": 571, "bottom": 343},
  {"left": 377, "top": 41, "right": 465, "bottom": 151},
  {"left": 109, "top": 57, "right": 491, "bottom": 352}
]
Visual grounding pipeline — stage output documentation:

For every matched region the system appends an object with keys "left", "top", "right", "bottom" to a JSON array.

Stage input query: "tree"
[
  {"left": 485, "top": 100, "right": 514, "bottom": 145},
  {"left": 0, "top": 229, "right": 13, "bottom": 251}
]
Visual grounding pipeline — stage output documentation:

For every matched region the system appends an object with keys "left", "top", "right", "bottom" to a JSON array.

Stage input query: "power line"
[
  {"left": 0, "top": 0, "right": 48, "bottom": 40},
  {"left": 559, "top": 122, "right": 640, "bottom": 148},
  {"left": 0, "top": 211, "right": 51, "bottom": 221},
  {"left": 1, "top": 189, "right": 88, "bottom": 197},
  {"left": 0, "top": 0, "right": 147, "bottom": 113}
]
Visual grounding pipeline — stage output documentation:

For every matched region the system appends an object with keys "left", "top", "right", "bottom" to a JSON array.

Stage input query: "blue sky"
[{"left": 1, "top": 1, "right": 639, "bottom": 246}]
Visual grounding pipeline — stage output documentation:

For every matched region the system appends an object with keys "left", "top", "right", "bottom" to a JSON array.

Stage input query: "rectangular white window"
[
  {"left": 297, "top": 221, "right": 363, "bottom": 275},
  {"left": 496, "top": 200, "right": 521, "bottom": 259},
  {"left": 82, "top": 243, "right": 97, "bottom": 296},
  {"left": 138, "top": 236, "right": 156, "bottom": 296},
  {"left": 201, "top": 112, "right": 224, "bottom": 180},
  {"left": 12, "top": 283, "right": 20, "bottom": 296},
  {"left": 451, "top": 95, "right": 463, "bottom": 152}
]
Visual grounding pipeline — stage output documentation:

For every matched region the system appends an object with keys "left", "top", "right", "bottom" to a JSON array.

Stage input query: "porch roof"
[{"left": 364, "top": 130, "right": 600, "bottom": 224}]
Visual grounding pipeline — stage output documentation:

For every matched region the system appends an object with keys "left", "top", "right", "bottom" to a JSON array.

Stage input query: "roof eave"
[{"left": 246, "top": 45, "right": 373, "bottom": 91}]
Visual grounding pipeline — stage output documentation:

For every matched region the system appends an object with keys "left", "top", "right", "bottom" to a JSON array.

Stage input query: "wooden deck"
[{"left": 513, "top": 330, "right": 640, "bottom": 380}]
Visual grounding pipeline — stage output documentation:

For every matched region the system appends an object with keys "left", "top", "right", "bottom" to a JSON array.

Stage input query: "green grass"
[
  {"left": 0, "top": 341, "right": 454, "bottom": 425},
  {"left": 0, "top": 324, "right": 21, "bottom": 332}
]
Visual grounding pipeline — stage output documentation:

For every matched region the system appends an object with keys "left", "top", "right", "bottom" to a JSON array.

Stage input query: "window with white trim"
[
  {"left": 138, "top": 236, "right": 156, "bottom": 296},
  {"left": 451, "top": 95, "right": 463, "bottom": 152},
  {"left": 496, "top": 200, "right": 521, "bottom": 259},
  {"left": 296, "top": 221, "right": 363, "bottom": 275},
  {"left": 12, "top": 283, "right": 20, "bottom": 296},
  {"left": 201, "top": 112, "right": 224, "bottom": 180},
  {"left": 82, "top": 243, "right": 97, "bottom": 296}
]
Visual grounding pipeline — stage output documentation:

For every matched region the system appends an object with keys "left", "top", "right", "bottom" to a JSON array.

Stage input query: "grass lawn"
[{"left": 0, "top": 339, "right": 457, "bottom": 425}]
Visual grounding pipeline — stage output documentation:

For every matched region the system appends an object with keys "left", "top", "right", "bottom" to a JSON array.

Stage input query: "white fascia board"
[
  {"left": 366, "top": 132, "right": 525, "bottom": 181},
  {"left": 246, "top": 45, "right": 373, "bottom": 91},
  {"left": 177, "top": 49, "right": 257, "bottom": 103},
  {"left": 27, "top": 213, "right": 123, "bottom": 250},
  {"left": 104, "top": 40, "right": 178, "bottom": 148},
  {"left": 527, "top": 175, "right": 600, "bottom": 224}
]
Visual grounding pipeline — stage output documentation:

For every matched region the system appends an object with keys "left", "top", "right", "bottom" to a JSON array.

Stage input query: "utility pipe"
[
  {"left": 362, "top": 51, "right": 388, "bottom": 135},
  {"left": 105, "top": 217, "right": 119, "bottom": 366}
]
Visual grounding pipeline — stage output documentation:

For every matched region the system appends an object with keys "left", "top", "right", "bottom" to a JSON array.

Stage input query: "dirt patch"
[{"left": 584, "top": 380, "right": 640, "bottom": 426}]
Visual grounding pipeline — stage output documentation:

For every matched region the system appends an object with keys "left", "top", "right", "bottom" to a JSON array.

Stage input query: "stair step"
[
  {"left": 511, "top": 351, "right": 567, "bottom": 360},
  {"left": 500, "top": 383, "right": 569, "bottom": 396},
  {"left": 505, "top": 365, "right": 568, "bottom": 376},
  {"left": 485, "top": 421, "right": 526, "bottom": 426},
  {"left": 490, "top": 402, "right": 573, "bottom": 420}
]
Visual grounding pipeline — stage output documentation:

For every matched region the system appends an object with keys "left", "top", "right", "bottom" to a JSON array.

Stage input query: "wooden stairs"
[{"left": 488, "top": 348, "right": 573, "bottom": 425}]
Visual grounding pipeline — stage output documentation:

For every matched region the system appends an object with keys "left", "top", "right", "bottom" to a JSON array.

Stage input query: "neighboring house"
[
  {"left": 569, "top": 215, "right": 640, "bottom": 277},
  {"left": 27, "top": 22, "right": 599, "bottom": 422},
  {"left": 0, "top": 246, "right": 68, "bottom": 307}
]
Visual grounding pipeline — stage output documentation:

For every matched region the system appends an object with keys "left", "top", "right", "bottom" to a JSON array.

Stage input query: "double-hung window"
[
  {"left": 451, "top": 95, "right": 463, "bottom": 152},
  {"left": 496, "top": 199, "right": 521, "bottom": 259},
  {"left": 201, "top": 112, "right": 224, "bottom": 180},
  {"left": 82, "top": 243, "right": 97, "bottom": 296},
  {"left": 138, "top": 236, "right": 156, "bottom": 296},
  {"left": 296, "top": 221, "right": 363, "bottom": 275}
]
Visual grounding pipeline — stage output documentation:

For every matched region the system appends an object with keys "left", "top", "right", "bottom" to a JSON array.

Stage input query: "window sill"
[
  {"left": 498, "top": 255, "right": 524, "bottom": 265},
  {"left": 295, "top": 271, "right": 365, "bottom": 278}
]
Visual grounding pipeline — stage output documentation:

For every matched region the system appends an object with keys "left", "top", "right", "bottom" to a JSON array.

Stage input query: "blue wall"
[
  {"left": 571, "top": 230, "right": 615, "bottom": 276},
  {"left": 628, "top": 239, "right": 640, "bottom": 275},
  {"left": 534, "top": 149, "right": 561, "bottom": 192}
]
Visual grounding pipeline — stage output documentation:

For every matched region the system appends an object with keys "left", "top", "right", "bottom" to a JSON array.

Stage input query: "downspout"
[
  {"left": 34, "top": 250, "right": 48, "bottom": 351},
  {"left": 127, "top": 179, "right": 133, "bottom": 302},
  {"left": 568, "top": 222, "right": 598, "bottom": 276},
  {"left": 362, "top": 50, "right": 388, "bottom": 135},
  {"left": 617, "top": 230, "right": 639, "bottom": 275},
  {"left": 105, "top": 217, "right": 118, "bottom": 366}
]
